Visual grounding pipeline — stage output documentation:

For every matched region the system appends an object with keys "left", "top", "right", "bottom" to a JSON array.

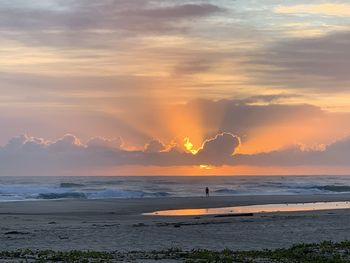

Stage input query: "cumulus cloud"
[
  {"left": 4, "top": 134, "right": 47, "bottom": 152},
  {"left": 87, "top": 137, "right": 123, "bottom": 149},
  {"left": 196, "top": 133, "right": 241, "bottom": 165},
  {"left": 232, "top": 136, "right": 350, "bottom": 167},
  {"left": 2, "top": 131, "right": 350, "bottom": 175},
  {"left": 144, "top": 139, "right": 167, "bottom": 153},
  {"left": 49, "top": 134, "right": 82, "bottom": 152}
]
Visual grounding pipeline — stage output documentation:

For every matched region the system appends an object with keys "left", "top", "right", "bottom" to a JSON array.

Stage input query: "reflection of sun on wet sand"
[
  {"left": 1, "top": 194, "right": 350, "bottom": 253},
  {"left": 145, "top": 201, "right": 350, "bottom": 216}
]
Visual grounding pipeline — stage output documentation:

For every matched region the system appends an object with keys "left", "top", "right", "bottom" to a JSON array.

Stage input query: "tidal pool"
[{"left": 144, "top": 201, "right": 350, "bottom": 216}]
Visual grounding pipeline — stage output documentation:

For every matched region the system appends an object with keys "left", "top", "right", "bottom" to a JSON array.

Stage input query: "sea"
[{"left": 1, "top": 176, "right": 350, "bottom": 202}]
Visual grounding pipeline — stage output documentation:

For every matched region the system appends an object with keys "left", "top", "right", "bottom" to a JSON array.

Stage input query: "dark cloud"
[
  {"left": 144, "top": 139, "right": 168, "bottom": 153},
  {"left": 0, "top": 133, "right": 189, "bottom": 175},
  {"left": 49, "top": 134, "right": 82, "bottom": 152},
  {"left": 173, "top": 58, "right": 215, "bottom": 75},
  {"left": 232, "top": 136, "right": 350, "bottom": 167},
  {"left": 3, "top": 131, "right": 350, "bottom": 175},
  {"left": 249, "top": 31, "right": 350, "bottom": 91},
  {"left": 86, "top": 137, "right": 123, "bottom": 149},
  {"left": 126, "top": 4, "right": 224, "bottom": 19},
  {"left": 197, "top": 133, "right": 240, "bottom": 165},
  {"left": 236, "top": 94, "right": 302, "bottom": 104},
  {"left": 4, "top": 134, "right": 47, "bottom": 152},
  {"left": 184, "top": 99, "right": 324, "bottom": 138},
  {"left": 0, "top": 1, "right": 225, "bottom": 48}
]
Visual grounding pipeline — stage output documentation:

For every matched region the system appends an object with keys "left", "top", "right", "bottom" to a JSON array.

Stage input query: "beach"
[{"left": 1, "top": 194, "right": 350, "bottom": 253}]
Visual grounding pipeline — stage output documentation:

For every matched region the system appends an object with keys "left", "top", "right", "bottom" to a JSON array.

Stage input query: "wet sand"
[{"left": 1, "top": 194, "right": 350, "bottom": 252}]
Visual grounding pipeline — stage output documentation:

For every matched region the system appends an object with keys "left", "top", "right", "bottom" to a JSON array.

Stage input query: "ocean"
[{"left": 0, "top": 176, "right": 350, "bottom": 202}]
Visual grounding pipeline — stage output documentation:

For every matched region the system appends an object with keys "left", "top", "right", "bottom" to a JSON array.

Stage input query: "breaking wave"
[
  {"left": 59, "top": 183, "right": 85, "bottom": 188},
  {"left": 314, "top": 185, "right": 350, "bottom": 192},
  {"left": 214, "top": 188, "right": 239, "bottom": 194},
  {"left": 37, "top": 192, "right": 87, "bottom": 199},
  {"left": 1, "top": 176, "right": 350, "bottom": 201}
]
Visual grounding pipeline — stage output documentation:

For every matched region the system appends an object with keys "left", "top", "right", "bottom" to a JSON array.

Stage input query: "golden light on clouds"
[
  {"left": 274, "top": 3, "right": 350, "bottom": 16},
  {"left": 199, "top": 164, "right": 213, "bottom": 170},
  {"left": 1, "top": 0, "right": 350, "bottom": 176},
  {"left": 238, "top": 112, "right": 350, "bottom": 155}
]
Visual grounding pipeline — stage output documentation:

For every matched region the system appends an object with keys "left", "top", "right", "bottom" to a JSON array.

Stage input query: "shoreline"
[
  {"left": 1, "top": 194, "right": 350, "bottom": 252},
  {"left": 1, "top": 193, "right": 350, "bottom": 215}
]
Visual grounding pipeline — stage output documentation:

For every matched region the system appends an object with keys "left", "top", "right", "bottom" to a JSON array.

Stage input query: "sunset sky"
[{"left": 1, "top": 0, "right": 350, "bottom": 176}]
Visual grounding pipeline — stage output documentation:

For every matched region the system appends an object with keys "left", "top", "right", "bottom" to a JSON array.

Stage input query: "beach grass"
[{"left": 1, "top": 240, "right": 350, "bottom": 262}]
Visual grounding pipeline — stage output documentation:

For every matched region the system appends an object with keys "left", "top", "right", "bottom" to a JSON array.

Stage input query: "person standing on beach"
[{"left": 205, "top": 187, "right": 209, "bottom": 197}]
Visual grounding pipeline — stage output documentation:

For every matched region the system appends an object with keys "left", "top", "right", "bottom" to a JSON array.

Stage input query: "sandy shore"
[{"left": 1, "top": 194, "right": 350, "bottom": 252}]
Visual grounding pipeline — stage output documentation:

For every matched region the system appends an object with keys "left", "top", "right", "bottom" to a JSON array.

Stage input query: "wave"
[
  {"left": 37, "top": 192, "right": 87, "bottom": 199},
  {"left": 146, "top": 191, "right": 171, "bottom": 197},
  {"left": 2, "top": 176, "right": 350, "bottom": 202},
  {"left": 315, "top": 185, "right": 350, "bottom": 192},
  {"left": 86, "top": 189, "right": 171, "bottom": 199},
  {"left": 59, "top": 183, "right": 85, "bottom": 188},
  {"left": 214, "top": 188, "right": 239, "bottom": 194}
]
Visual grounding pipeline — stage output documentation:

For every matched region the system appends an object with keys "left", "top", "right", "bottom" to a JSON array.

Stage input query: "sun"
[{"left": 184, "top": 137, "right": 198, "bottom": 155}]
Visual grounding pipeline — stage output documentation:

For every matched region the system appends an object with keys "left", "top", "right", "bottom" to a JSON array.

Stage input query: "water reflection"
[{"left": 144, "top": 201, "right": 350, "bottom": 216}]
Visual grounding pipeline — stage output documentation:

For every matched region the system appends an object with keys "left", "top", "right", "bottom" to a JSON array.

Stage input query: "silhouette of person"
[{"left": 205, "top": 187, "right": 209, "bottom": 197}]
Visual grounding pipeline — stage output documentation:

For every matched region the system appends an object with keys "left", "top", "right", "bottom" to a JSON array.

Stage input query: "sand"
[{"left": 1, "top": 194, "right": 350, "bottom": 252}]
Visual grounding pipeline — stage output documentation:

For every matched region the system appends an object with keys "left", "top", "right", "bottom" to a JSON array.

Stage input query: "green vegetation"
[
  {"left": 1, "top": 241, "right": 350, "bottom": 262},
  {"left": 185, "top": 241, "right": 350, "bottom": 262}
]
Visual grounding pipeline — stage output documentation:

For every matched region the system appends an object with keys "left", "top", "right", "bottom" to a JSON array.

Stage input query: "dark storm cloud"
[{"left": 249, "top": 31, "right": 350, "bottom": 91}]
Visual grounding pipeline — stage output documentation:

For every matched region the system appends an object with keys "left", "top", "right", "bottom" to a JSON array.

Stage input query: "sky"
[{"left": 1, "top": 0, "right": 350, "bottom": 176}]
